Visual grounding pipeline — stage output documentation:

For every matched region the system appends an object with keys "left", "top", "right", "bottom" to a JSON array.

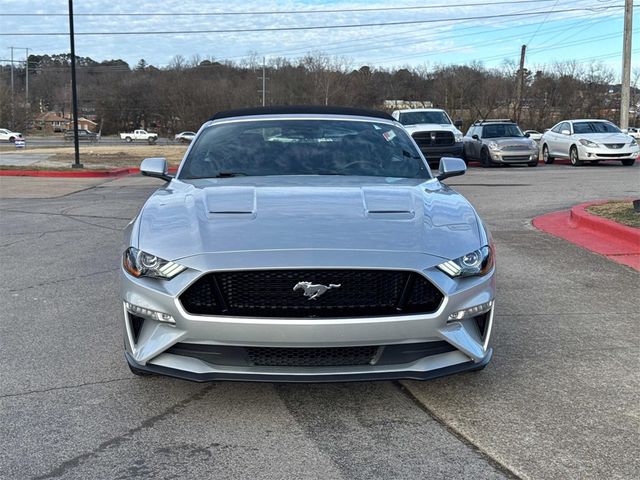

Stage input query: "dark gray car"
[{"left": 463, "top": 120, "right": 539, "bottom": 167}]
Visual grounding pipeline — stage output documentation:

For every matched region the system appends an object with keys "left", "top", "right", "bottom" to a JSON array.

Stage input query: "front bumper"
[
  {"left": 489, "top": 149, "right": 538, "bottom": 164},
  {"left": 577, "top": 144, "right": 639, "bottom": 161},
  {"left": 418, "top": 142, "right": 464, "bottom": 162},
  {"left": 121, "top": 253, "right": 496, "bottom": 382}
]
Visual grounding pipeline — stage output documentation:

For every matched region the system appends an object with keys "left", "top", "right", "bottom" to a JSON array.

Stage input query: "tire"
[
  {"left": 480, "top": 148, "right": 492, "bottom": 168},
  {"left": 542, "top": 144, "right": 554, "bottom": 164},
  {"left": 569, "top": 146, "right": 583, "bottom": 166},
  {"left": 129, "top": 363, "right": 153, "bottom": 377},
  {"left": 621, "top": 158, "right": 636, "bottom": 166},
  {"left": 148, "top": 138, "right": 157, "bottom": 145},
  {"left": 125, "top": 136, "right": 132, "bottom": 143},
  {"left": 9, "top": 136, "right": 15, "bottom": 143}
]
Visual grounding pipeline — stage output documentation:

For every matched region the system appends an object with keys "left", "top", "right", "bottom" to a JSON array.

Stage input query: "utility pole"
[
  {"left": 25, "top": 48, "right": 29, "bottom": 105},
  {"left": 10, "top": 47, "right": 14, "bottom": 130},
  {"left": 258, "top": 57, "right": 268, "bottom": 107},
  {"left": 514, "top": 44, "right": 526, "bottom": 123},
  {"left": 620, "top": 0, "right": 633, "bottom": 129},
  {"left": 68, "top": 0, "right": 82, "bottom": 168}
]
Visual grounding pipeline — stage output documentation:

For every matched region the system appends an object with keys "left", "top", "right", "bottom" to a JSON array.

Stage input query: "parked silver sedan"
[
  {"left": 174, "top": 131, "right": 196, "bottom": 143},
  {"left": 121, "top": 106, "right": 496, "bottom": 382},
  {"left": 541, "top": 119, "right": 638, "bottom": 166}
]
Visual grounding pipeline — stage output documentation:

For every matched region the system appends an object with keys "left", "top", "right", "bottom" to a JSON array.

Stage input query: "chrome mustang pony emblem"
[{"left": 293, "top": 281, "right": 342, "bottom": 300}]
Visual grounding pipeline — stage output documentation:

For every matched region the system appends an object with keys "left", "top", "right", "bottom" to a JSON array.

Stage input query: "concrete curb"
[
  {"left": 0, "top": 166, "right": 178, "bottom": 178},
  {"left": 533, "top": 200, "right": 640, "bottom": 270}
]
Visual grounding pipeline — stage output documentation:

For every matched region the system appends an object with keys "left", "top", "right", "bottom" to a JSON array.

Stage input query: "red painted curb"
[
  {"left": 0, "top": 166, "right": 178, "bottom": 178},
  {"left": 0, "top": 167, "right": 135, "bottom": 178},
  {"left": 533, "top": 200, "right": 640, "bottom": 271},
  {"left": 571, "top": 201, "right": 640, "bottom": 244}
]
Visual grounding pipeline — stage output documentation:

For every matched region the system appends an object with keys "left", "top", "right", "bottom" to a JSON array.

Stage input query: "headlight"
[
  {"left": 579, "top": 139, "right": 599, "bottom": 148},
  {"left": 630, "top": 138, "right": 637, "bottom": 146},
  {"left": 454, "top": 133, "right": 463, "bottom": 143},
  {"left": 488, "top": 141, "right": 500, "bottom": 151},
  {"left": 438, "top": 246, "right": 494, "bottom": 278},
  {"left": 123, "top": 247, "right": 186, "bottom": 279}
]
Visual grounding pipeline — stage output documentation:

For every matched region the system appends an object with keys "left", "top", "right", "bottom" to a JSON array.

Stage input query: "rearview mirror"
[
  {"left": 437, "top": 157, "right": 466, "bottom": 181},
  {"left": 561, "top": 129, "right": 571, "bottom": 135},
  {"left": 454, "top": 119, "right": 463, "bottom": 128},
  {"left": 140, "top": 157, "right": 172, "bottom": 181}
]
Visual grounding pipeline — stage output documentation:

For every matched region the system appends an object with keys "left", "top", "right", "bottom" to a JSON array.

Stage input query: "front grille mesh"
[
  {"left": 246, "top": 346, "right": 378, "bottom": 366},
  {"left": 180, "top": 269, "right": 443, "bottom": 317},
  {"left": 412, "top": 131, "right": 455, "bottom": 147}
]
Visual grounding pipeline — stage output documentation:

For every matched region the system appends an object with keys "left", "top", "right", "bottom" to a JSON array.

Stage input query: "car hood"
[
  {"left": 135, "top": 176, "right": 482, "bottom": 262},
  {"left": 403, "top": 124, "right": 462, "bottom": 135},
  {"left": 576, "top": 133, "right": 632, "bottom": 143}
]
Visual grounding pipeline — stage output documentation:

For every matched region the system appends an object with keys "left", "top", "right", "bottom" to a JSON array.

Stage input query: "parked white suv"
[
  {"left": 0, "top": 128, "right": 23, "bottom": 143},
  {"left": 541, "top": 120, "right": 638, "bottom": 166},
  {"left": 392, "top": 109, "right": 464, "bottom": 165}
]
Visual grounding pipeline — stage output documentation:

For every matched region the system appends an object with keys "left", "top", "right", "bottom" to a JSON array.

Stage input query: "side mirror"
[
  {"left": 140, "top": 157, "right": 172, "bottom": 181},
  {"left": 454, "top": 119, "right": 463, "bottom": 128},
  {"left": 472, "top": 134, "right": 480, "bottom": 140},
  {"left": 524, "top": 132, "right": 530, "bottom": 137},
  {"left": 437, "top": 157, "right": 466, "bottom": 181},
  {"left": 561, "top": 129, "right": 571, "bottom": 135}
]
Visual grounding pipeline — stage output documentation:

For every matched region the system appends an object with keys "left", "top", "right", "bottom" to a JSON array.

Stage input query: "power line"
[
  {"left": 526, "top": 0, "right": 560, "bottom": 45},
  {"left": 0, "top": 6, "right": 627, "bottom": 36},
  {"left": 0, "top": 0, "right": 565, "bottom": 16}
]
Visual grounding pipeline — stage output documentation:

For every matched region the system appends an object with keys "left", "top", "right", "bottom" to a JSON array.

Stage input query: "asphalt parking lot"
[{"left": 1, "top": 163, "right": 638, "bottom": 480}]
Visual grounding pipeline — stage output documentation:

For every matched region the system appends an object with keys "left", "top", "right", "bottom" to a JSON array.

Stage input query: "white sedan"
[
  {"left": 625, "top": 127, "right": 640, "bottom": 140},
  {"left": 540, "top": 119, "right": 638, "bottom": 166},
  {"left": 523, "top": 129, "right": 543, "bottom": 141},
  {"left": 0, "top": 128, "right": 23, "bottom": 143},
  {"left": 174, "top": 131, "right": 196, "bottom": 143}
]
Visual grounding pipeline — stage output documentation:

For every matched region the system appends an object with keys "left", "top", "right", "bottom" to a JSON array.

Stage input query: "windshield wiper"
[{"left": 213, "top": 172, "right": 248, "bottom": 178}]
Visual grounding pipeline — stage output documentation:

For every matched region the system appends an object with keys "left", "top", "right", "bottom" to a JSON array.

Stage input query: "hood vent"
[
  {"left": 205, "top": 187, "right": 256, "bottom": 218},
  {"left": 362, "top": 187, "right": 415, "bottom": 219}
]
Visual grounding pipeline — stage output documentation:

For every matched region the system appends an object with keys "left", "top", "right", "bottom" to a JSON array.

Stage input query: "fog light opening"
[
  {"left": 124, "top": 301, "right": 175, "bottom": 325},
  {"left": 447, "top": 300, "right": 494, "bottom": 322}
]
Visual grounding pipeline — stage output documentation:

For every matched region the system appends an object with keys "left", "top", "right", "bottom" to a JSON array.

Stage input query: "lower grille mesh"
[{"left": 246, "top": 346, "right": 378, "bottom": 367}]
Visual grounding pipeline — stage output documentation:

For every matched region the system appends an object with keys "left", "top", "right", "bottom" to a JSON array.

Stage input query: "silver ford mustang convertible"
[{"left": 121, "top": 106, "right": 496, "bottom": 382}]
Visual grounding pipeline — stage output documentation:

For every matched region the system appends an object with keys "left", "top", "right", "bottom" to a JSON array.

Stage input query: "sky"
[{"left": 0, "top": 0, "right": 635, "bottom": 78}]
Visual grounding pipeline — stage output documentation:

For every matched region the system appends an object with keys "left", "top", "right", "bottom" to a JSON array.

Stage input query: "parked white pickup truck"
[{"left": 120, "top": 129, "right": 158, "bottom": 144}]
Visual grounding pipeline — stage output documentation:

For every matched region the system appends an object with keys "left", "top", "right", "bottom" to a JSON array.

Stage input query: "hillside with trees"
[{"left": 0, "top": 52, "right": 636, "bottom": 135}]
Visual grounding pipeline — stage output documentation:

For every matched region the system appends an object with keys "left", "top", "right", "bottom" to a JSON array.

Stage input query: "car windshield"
[
  {"left": 398, "top": 111, "right": 451, "bottom": 125},
  {"left": 573, "top": 121, "right": 621, "bottom": 134},
  {"left": 482, "top": 123, "right": 524, "bottom": 138},
  {"left": 179, "top": 119, "right": 430, "bottom": 179}
]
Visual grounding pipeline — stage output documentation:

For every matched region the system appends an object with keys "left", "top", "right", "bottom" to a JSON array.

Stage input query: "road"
[
  {"left": 0, "top": 163, "right": 638, "bottom": 479},
  {"left": 1, "top": 136, "right": 175, "bottom": 149}
]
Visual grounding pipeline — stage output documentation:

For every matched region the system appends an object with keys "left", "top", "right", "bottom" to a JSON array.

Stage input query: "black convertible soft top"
[{"left": 210, "top": 105, "right": 394, "bottom": 122}]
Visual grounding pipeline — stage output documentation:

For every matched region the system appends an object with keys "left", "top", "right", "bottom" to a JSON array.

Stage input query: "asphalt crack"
[
  {"left": 6, "top": 268, "right": 119, "bottom": 293},
  {"left": 393, "top": 381, "right": 522, "bottom": 480},
  {"left": 31, "top": 384, "right": 216, "bottom": 479},
  {"left": 0, "top": 377, "right": 131, "bottom": 399}
]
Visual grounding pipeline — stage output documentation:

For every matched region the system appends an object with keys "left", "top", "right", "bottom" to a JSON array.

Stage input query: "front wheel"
[
  {"left": 148, "top": 138, "right": 157, "bottom": 145},
  {"left": 621, "top": 158, "right": 636, "bottom": 166},
  {"left": 480, "top": 148, "right": 492, "bottom": 168},
  {"left": 569, "top": 146, "right": 583, "bottom": 166},
  {"left": 125, "top": 137, "right": 132, "bottom": 143},
  {"left": 542, "top": 144, "right": 554, "bottom": 164}
]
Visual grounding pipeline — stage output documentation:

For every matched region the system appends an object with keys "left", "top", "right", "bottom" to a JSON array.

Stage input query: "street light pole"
[
  {"left": 620, "top": 0, "right": 633, "bottom": 129},
  {"left": 68, "top": 0, "right": 82, "bottom": 168}
]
